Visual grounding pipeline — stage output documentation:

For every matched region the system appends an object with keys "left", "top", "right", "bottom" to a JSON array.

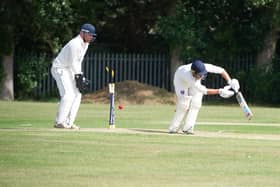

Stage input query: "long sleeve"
[
  {"left": 53, "top": 35, "right": 89, "bottom": 75},
  {"left": 204, "top": 63, "right": 224, "bottom": 74}
]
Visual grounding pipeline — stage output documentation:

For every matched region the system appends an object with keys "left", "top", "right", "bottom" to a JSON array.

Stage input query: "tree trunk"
[
  {"left": 167, "top": 0, "right": 183, "bottom": 91},
  {"left": 170, "top": 47, "right": 183, "bottom": 91},
  {"left": 0, "top": 50, "right": 14, "bottom": 100},
  {"left": 256, "top": 30, "right": 279, "bottom": 67}
]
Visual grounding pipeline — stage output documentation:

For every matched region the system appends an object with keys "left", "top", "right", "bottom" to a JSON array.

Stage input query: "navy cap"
[
  {"left": 191, "top": 60, "right": 208, "bottom": 78},
  {"left": 81, "top": 23, "right": 97, "bottom": 37}
]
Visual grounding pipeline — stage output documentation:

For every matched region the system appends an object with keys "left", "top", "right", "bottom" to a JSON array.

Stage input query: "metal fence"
[
  {"left": 32, "top": 51, "right": 256, "bottom": 98},
  {"left": 34, "top": 52, "right": 170, "bottom": 97},
  {"left": 204, "top": 54, "right": 255, "bottom": 88}
]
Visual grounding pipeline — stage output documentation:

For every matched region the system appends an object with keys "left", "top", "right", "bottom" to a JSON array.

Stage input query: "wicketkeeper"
[
  {"left": 169, "top": 59, "right": 240, "bottom": 134},
  {"left": 51, "top": 23, "right": 97, "bottom": 129}
]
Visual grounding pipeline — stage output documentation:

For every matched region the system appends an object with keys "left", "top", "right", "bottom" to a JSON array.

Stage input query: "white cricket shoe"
[
  {"left": 69, "top": 124, "right": 80, "bottom": 130},
  {"left": 64, "top": 124, "right": 72, "bottom": 129},
  {"left": 168, "top": 126, "right": 179, "bottom": 134}
]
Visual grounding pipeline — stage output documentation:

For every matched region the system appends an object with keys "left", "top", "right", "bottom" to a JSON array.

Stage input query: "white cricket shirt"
[
  {"left": 175, "top": 63, "right": 225, "bottom": 95},
  {"left": 52, "top": 35, "right": 89, "bottom": 74}
]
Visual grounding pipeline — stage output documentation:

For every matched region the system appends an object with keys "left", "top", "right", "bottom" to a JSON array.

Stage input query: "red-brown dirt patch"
[{"left": 82, "top": 80, "right": 176, "bottom": 105}]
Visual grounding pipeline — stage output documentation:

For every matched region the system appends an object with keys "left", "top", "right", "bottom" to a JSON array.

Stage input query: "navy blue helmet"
[
  {"left": 191, "top": 60, "right": 208, "bottom": 79},
  {"left": 81, "top": 23, "right": 97, "bottom": 37}
]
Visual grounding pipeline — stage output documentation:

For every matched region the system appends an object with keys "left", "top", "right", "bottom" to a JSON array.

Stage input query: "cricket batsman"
[
  {"left": 51, "top": 23, "right": 97, "bottom": 129},
  {"left": 169, "top": 59, "right": 240, "bottom": 134}
]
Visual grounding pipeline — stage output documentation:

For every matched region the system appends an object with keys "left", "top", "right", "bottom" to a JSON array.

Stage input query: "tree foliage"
[
  {"left": 246, "top": 0, "right": 280, "bottom": 29},
  {"left": 1, "top": 0, "right": 280, "bottom": 102},
  {"left": 0, "top": 0, "right": 75, "bottom": 54},
  {"left": 0, "top": 0, "right": 174, "bottom": 53},
  {"left": 0, "top": 57, "right": 3, "bottom": 84},
  {"left": 156, "top": 2, "right": 205, "bottom": 58},
  {"left": 156, "top": 0, "right": 272, "bottom": 60},
  {"left": 18, "top": 0, "right": 75, "bottom": 53},
  {"left": 0, "top": 0, "right": 76, "bottom": 100},
  {"left": 239, "top": 57, "right": 280, "bottom": 104},
  {"left": 1, "top": 0, "right": 280, "bottom": 56},
  {"left": 14, "top": 52, "right": 50, "bottom": 98},
  {"left": 72, "top": 0, "right": 172, "bottom": 52}
]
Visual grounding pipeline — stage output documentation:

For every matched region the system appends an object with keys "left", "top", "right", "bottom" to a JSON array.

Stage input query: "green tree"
[
  {"left": 72, "top": 0, "right": 172, "bottom": 52},
  {"left": 247, "top": 0, "right": 280, "bottom": 66},
  {"left": 157, "top": 0, "right": 202, "bottom": 89},
  {"left": 157, "top": 0, "right": 268, "bottom": 59},
  {"left": 156, "top": 0, "right": 279, "bottom": 85},
  {"left": 1, "top": 0, "right": 175, "bottom": 99},
  {"left": 0, "top": 0, "right": 74, "bottom": 100}
]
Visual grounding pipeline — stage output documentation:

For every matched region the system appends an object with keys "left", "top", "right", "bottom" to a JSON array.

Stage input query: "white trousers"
[
  {"left": 169, "top": 74, "right": 203, "bottom": 132},
  {"left": 51, "top": 66, "right": 81, "bottom": 126}
]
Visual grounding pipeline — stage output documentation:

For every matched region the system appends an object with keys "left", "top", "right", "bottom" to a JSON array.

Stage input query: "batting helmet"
[
  {"left": 191, "top": 60, "right": 208, "bottom": 78},
  {"left": 81, "top": 23, "right": 97, "bottom": 37}
]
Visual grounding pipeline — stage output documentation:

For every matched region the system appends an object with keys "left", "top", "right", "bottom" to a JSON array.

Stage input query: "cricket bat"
[{"left": 235, "top": 91, "right": 253, "bottom": 120}]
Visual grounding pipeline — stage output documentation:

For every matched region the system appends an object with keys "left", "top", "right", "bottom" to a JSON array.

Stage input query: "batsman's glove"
[
  {"left": 219, "top": 86, "right": 234, "bottom": 98},
  {"left": 228, "top": 78, "right": 240, "bottom": 93},
  {"left": 75, "top": 74, "right": 90, "bottom": 93}
]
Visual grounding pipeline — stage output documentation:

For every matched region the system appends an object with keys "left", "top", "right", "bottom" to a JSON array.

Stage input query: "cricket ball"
[{"left": 118, "top": 104, "right": 124, "bottom": 110}]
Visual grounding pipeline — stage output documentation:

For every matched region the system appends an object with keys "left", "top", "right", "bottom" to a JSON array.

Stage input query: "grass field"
[{"left": 0, "top": 101, "right": 280, "bottom": 187}]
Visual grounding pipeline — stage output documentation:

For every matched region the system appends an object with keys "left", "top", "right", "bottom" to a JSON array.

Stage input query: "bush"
[
  {"left": 14, "top": 52, "right": 50, "bottom": 99},
  {"left": 0, "top": 56, "right": 3, "bottom": 86},
  {"left": 238, "top": 58, "right": 280, "bottom": 104}
]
